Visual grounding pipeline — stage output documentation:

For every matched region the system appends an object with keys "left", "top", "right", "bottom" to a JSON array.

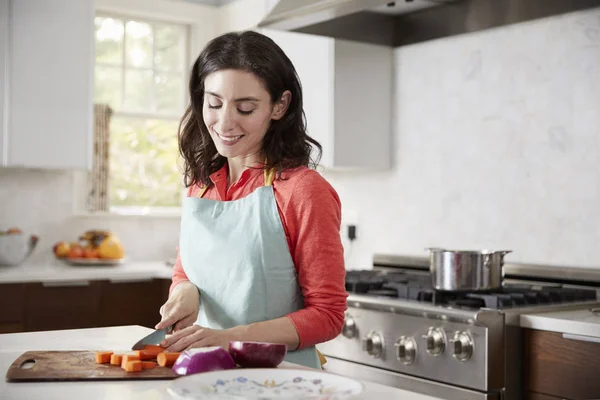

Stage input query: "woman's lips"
[{"left": 215, "top": 132, "right": 244, "bottom": 146}]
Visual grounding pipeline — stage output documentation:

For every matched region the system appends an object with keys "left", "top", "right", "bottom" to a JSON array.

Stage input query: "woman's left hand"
[{"left": 160, "top": 325, "right": 238, "bottom": 352}]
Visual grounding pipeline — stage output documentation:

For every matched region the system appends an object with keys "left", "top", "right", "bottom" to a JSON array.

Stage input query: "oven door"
[{"left": 323, "top": 356, "right": 502, "bottom": 400}]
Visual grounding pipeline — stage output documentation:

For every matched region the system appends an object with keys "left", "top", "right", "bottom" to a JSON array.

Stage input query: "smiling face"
[{"left": 203, "top": 69, "right": 289, "bottom": 163}]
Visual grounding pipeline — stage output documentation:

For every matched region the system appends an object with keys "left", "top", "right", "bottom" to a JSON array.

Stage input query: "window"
[{"left": 93, "top": 15, "right": 188, "bottom": 212}]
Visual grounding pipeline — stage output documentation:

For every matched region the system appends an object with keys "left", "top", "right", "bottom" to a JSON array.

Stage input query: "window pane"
[
  {"left": 125, "top": 21, "right": 152, "bottom": 68},
  {"left": 95, "top": 17, "right": 123, "bottom": 65},
  {"left": 155, "top": 73, "right": 183, "bottom": 114},
  {"left": 94, "top": 66, "right": 122, "bottom": 109},
  {"left": 109, "top": 116, "right": 181, "bottom": 207},
  {"left": 124, "top": 69, "right": 153, "bottom": 112},
  {"left": 155, "top": 25, "right": 185, "bottom": 71}
]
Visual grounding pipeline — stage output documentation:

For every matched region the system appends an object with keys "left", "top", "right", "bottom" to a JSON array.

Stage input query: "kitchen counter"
[
  {"left": 0, "top": 260, "right": 173, "bottom": 284},
  {"left": 0, "top": 326, "right": 447, "bottom": 400},
  {"left": 521, "top": 307, "right": 600, "bottom": 340}
]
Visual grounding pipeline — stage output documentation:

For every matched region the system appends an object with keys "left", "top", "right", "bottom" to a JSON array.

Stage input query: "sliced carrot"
[
  {"left": 157, "top": 352, "right": 180, "bottom": 367},
  {"left": 139, "top": 345, "right": 164, "bottom": 360},
  {"left": 141, "top": 361, "right": 157, "bottom": 369},
  {"left": 123, "top": 360, "right": 142, "bottom": 372},
  {"left": 143, "top": 345, "right": 164, "bottom": 353},
  {"left": 95, "top": 351, "right": 113, "bottom": 364},
  {"left": 121, "top": 354, "right": 140, "bottom": 369},
  {"left": 110, "top": 354, "right": 123, "bottom": 366}
]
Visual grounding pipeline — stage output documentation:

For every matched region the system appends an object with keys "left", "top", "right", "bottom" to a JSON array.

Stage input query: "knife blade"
[{"left": 131, "top": 325, "right": 173, "bottom": 350}]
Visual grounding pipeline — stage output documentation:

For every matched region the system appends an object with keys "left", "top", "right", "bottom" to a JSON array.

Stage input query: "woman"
[{"left": 154, "top": 31, "right": 348, "bottom": 369}]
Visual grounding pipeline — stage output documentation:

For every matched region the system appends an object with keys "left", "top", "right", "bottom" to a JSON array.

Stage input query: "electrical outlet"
[{"left": 347, "top": 224, "right": 357, "bottom": 241}]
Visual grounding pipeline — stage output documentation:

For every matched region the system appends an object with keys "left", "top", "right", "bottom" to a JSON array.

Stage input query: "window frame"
[{"left": 92, "top": 12, "right": 191, "bottom": 216}]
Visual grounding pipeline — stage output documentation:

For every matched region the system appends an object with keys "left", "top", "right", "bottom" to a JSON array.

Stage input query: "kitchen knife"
[{"left": 131, "top": 325, "right": 173, "bottom": 350}]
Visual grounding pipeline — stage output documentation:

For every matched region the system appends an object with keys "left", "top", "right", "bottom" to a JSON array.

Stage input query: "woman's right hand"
[{"left": 155, "top": 281, "right": 200, "bottom": 332}]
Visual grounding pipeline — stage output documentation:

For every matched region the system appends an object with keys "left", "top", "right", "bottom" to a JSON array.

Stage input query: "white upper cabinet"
[
  {"left": 0, "top": 0, "right": 8, "bottom": 164},
  {"left": 3, "top": 0, "right": 93, "bottom": 170},
  {"left": 259, "top": 29, "right": 393, "bottom": 170}
]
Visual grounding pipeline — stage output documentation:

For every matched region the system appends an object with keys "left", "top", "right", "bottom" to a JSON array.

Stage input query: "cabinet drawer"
[
  {"left": 528, "top": 392, "right": 571, "bottom": 400},
  {"left": 98, "top": 279, "right": 169, "bottom": 328},
  {"left": 524, "top": 329, "right": 600, "bottom": 399},
  {"left": 0, "top": 283, "right": 25, "bottom": 324},
  {"left": 24, "top": 281, "right": 102, "bottom": 331}
]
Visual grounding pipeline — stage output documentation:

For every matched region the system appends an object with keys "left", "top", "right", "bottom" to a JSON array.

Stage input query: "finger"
[
  {"left": 161, "top": 325, "right": 200, "bottom": 349},
  {"left": 164, "top": 326, "right": 205, "bottom": 352},
  {"left": 155, "top": 310, "right": 180, "bottom": 330},
  {"left": 174, "top": 314, "right": 196, "bottom": 332}
]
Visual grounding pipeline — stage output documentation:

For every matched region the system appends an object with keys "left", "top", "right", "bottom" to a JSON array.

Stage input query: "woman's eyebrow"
[{"left": 205, "top": 91, "right": 261, "bottom": 102}]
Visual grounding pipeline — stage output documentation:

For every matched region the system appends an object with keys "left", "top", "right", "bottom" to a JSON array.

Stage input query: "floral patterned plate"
[{"left": 166, "top": 368, "right": 364, "bottom": 399}]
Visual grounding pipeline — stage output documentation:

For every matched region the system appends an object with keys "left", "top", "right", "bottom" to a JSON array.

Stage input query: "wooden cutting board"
[{"left": 6, "top": 351, "right": 179, "bottom": 382}]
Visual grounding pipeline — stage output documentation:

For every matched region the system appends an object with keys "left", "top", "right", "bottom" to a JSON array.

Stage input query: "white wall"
[
  {"left": 325, "top": 7, "right": 600, "bottom": 270},
  {"left": 2, "top": 5, "right": 599, "bottom": 270},
  {"left": 216, "top": 0, "right": 268, "bottom": 34}
]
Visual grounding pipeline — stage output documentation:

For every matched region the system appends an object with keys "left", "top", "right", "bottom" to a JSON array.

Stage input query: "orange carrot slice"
[
  {"left": 121, "top": 354, "right": 140, "bottom": 369},
  {"left": 157, "top": 352, "right": 180, "bottom": 367},
  {"left": 123, "top": 360, "right": 142, "bottom": 372},
  {"left": 110, "top": 354, "right": 123, "bottom": 365},
  {"left": 95, "top": 351, "right": 113, "bottom": 364},
  {"left": 139, "top": 345, "right": 164, "bottom": 360},
  {"left": 141, "top": 361, "right": 157, "bottom": 369}
]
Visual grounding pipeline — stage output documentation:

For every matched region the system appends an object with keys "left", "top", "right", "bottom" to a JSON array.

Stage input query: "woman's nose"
[{"left": 217, "top": 106, "right": 237, "bottom": 132}]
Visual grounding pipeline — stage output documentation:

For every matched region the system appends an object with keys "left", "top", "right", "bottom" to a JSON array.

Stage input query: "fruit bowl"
[
  {"left": 53, "top": 230, "right": 126, "bottom": 267},
  {"left": 0, "top": 231, "right": 39, "bottom": 266},
  {"left": 57, "top": 257, "right": 125, "bottom": 267}
]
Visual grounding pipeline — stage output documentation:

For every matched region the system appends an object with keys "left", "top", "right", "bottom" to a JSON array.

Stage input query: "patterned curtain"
[{"left": 87, "top": 104, "right": 113, "bottom": 212}]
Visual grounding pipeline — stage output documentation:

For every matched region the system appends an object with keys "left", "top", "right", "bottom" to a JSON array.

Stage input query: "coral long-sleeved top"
[{"left": 170, "top": 164, "right": 348, "bottom": 350}]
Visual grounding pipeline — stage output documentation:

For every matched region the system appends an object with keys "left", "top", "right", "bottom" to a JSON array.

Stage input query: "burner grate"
[{"left": 344, "top": 269, "right": 598, "bottom": 309}]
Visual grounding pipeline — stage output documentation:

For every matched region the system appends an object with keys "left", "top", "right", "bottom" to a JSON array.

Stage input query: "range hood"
[{"left": 258, "top": 0, "right": 600, "bottom": 47}]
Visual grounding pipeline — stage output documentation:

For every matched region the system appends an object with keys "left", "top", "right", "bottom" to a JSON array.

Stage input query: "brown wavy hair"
[{"left": 178, "top": 31, "right": 322, "bottom": 188}]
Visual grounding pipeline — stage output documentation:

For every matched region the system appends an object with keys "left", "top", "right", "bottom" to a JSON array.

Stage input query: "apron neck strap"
[
  {"left": 197, "top": 167, "right": 275, "bottom": 198},
  {"left": 264, "top": 168, "right": 276, "bottom": 187}
]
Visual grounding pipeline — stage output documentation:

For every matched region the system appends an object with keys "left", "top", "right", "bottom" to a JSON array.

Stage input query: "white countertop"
[
  {"left": 0, "top": 260, "right": 173, "bottom": 284},
  {"left": 0, "top": 326, "right": 447, "bottom": 400},
  {"left": 520, "top": 306, "right": 600, "bottom": 339}
]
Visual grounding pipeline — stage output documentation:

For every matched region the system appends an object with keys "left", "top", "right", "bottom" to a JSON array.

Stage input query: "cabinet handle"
[
  {"left": 109, "top": 278, "right": 153, "bottom": 283},
  {"left": 562, "top": 333, "right": 600, "bottom": 344},
  {"left": 42, "top": 281, "right": 90, "bottom": 287}
]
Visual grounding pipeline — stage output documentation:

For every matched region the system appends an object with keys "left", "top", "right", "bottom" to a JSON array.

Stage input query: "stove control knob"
[
  {"left": 342, "top": 315, "right": 357, "bottom": 338},
  {"left": 450, "top": 331, "right": 474, "bottom": 361},
  {"left": 422, "top": 327, "right": 446, "bottom": 356},
  {"left": 361, "top": 331, "right": 384, "bottom": 358},
  {"left": 395, "top": 336, "right": 417, "bottom": 365}
]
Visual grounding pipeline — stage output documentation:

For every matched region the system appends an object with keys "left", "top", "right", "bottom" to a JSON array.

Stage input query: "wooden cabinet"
[
  {"left": 524, "top": 329, "right": 600, "bottom": 400},
  {"left": 4, "top": 0, "right": 93, "bottom": 170},
  {"left": 258, "top": 29, "right": 393, "bottom": 171},
  {"left": 0, "top": 279, "right": 170, "bottom": 333},
  {"left": 0, "top": 283, "right": 25, "bottom": 333},
  {"left": 98, "top": 279, "right": 170, "bottom": 329},
  {"left": 24, "top": 281, "right": 103, "bottom": 332},
  {"left": 527, "top": 393, "right": 567, "bottom": 400}
]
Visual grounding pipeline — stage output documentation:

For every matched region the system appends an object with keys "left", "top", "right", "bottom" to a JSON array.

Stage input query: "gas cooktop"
[{"left": 345, "top": 270, "right": 598, "bottom": 310}]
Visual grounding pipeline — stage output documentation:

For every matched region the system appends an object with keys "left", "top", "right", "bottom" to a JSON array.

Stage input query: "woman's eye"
[
  {"left": 208, "top": 103, "right": 221, "bottom": 109},
  {"left": 238, "top": 108, "right": 254, "bottom": 115}
]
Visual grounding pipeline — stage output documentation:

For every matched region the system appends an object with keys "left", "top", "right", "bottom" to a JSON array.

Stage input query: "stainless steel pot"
[{"left": 427, "top": 248, "right": 512, "bottom": 292}]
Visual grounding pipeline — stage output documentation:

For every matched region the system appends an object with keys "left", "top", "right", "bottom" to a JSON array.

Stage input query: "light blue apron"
[{"left": 179, "top": 168, "right": 321, "bottom": 369}]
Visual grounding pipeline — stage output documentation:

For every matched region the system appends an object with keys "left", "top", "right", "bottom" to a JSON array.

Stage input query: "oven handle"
[{"left": 321, "top": 355, "right": 501, "bottom": 400}]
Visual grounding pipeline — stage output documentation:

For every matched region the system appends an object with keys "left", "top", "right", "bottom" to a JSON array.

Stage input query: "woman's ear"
[{"left": 271, "top": 90, "right": 291, "bottom": 121}]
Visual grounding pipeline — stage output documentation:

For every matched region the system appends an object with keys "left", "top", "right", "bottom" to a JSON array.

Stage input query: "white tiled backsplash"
[
  {"left": 0, "top": 168, "right": 181, "bottom": 263},
  {"left": 2, "top": 7, "right": 599, "bottom": 268},
  {"left": 327, "top": 7, "right": 600, "bottom": 269}
]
